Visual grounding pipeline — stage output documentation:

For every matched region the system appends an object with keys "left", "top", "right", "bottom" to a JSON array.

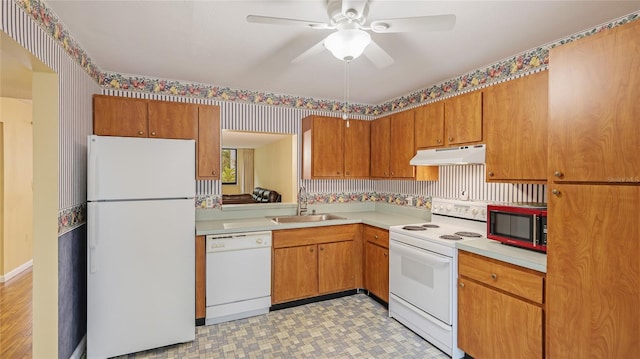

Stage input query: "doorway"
[{"left": 1, "top": 30, "right": 60, "bottom": 357}]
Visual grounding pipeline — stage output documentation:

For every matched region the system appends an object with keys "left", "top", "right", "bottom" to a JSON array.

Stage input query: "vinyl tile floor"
[{"left": 116, "top": 294, "right": 450, "bottom": 358}]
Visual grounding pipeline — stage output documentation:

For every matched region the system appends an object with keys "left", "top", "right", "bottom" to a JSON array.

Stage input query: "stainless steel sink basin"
[{"left": 268, "top": 214, "right": 346, "bottom": 224}]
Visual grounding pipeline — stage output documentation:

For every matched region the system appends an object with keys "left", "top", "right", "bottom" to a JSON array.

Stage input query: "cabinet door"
[
  {"left": 344, "top": 119, "right": 370, "bottom": 178},
  {"left": 415, "top": 101, "right": 445, "bottom": 149},
  {"left": 546, "top": 184, "right": 639, "bottom": 358},
  {"left": 549, "top": 20, "right": 640, "bottom": 183},
  {"left": 93, "top": 95, "right": 148, "bottom": 137},
  {"left": 197, "top": 105, "right": 221, "bottom": 180},
  {"left": 272, "top": 245, "right": 318, "bottom": 304},
  {"left": 370, "top": 116, "right": 391, "bottom": 177},
  {"left": 302, "top": 116, "right": 345, "bottom": 178},
  {"left": 148, "top": 101, "right": 198, "bottom": 140},
  {"left": 484, "top": 71, "right": 548, "bottom": 183},
  {"left": 195, "top": 235, "right": 206, "bottom": 323},
  {"left": 389, "top": 110, "right": 415, "bottom": 178},
  {"left": 458, "top": 278, "right": 543, "bottom": 359},
  {"left": 364, "top": 242, "right": 389, "bottom": 302},
  {"left": 318, "top": 241, "right": 355, "bottom": 294},
  {"left": 444, "top": 91, "right": 483, "bottom": 145}
]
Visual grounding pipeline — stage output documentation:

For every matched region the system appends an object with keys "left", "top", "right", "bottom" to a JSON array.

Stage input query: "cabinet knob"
[
  {"left": 488, "top": 172, "right": 494, "bottom": 177},
  {"left": 320, "top": 246, "right": 324, "bottom": 251},
  {"left": 491, "top": 273, "right": 498, "bottom": 280},
  {"left": 448, "top": 137, "right": 453, "bottom": 142},
  {"left": 310, "top": 248, "right": 314, "bottom": 253},
  {"left": 552, "top": 189, "right": 561, "bottom": 196},
  {"left": 390, "top": 172, "right": 395, "bottom": 176},
  {"left": 337, "top": 172, "right": 341, "bottom": 175},
  {"left": 138, "top": 131, "right": 144, "bottom": 135},
  {"left": 459, "top": 282, "right": 465, "bottom": 288},
  {"left": 384, "top": 172, "right": 388, "bottom": 176},
  {"left": 554, "top": 171, "right": 563, "bottom": 178},
  {"left": 150, "top": 131, "right": 156, "bottom": 136},
  {"left": 384, "top": 252, "right": 388, "bottom": 257},
  {"left": 374, "top": 235, "right": 378, "bottom": 240},
  {"left": 212, "top": 170, "right": 217, "bottom": 176},
  {"left": 436, "top": 139, "right": 442, "bottom": 144}
]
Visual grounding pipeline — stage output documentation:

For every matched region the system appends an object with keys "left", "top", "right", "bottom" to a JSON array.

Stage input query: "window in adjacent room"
[{"left": 221, "top": 148, "right": 237, "bottom": 185}]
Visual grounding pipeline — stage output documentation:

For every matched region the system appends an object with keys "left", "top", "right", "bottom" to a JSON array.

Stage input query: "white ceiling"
[{"left": 31, "top": 1, "right": 640, "bottom": 104}]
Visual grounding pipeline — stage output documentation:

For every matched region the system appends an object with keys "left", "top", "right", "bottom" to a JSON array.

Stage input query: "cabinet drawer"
[
  {"left": 459, "top": 251, "right": 544, "bottom": 304},
  {"left": 363, "top": 225, "right": 389, "bottom": 248}
]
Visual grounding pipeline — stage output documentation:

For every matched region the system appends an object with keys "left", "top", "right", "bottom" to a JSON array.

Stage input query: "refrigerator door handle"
[{"left": 89, "top": 205, "right": 98, "bottom": 273}]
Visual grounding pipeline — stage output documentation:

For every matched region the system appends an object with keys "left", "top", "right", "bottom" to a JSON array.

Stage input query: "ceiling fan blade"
[
  {"left": 341, "top": 0, "right": 368, "bottom": 21},
  {"left": 363, "top": 40, "right": 394, "bottom": 68},
  {"left": 247, "top": 15, "right": 333, "bottom": 30},
  {"left": 291, "top": 38, "right": 328, "bottom": 64},
  {"left": 370, "top": 14, "right": 456, "bottom": 33}
]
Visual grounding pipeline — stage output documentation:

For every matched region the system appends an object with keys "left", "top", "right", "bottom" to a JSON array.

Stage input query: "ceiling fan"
[{"left": 247, "top": 0, "right": 456, "bottom": 68}]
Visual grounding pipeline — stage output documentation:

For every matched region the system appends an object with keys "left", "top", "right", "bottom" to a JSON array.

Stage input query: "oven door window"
[{"left": 389, "top": 241, "right": 452, "bottom": 325}]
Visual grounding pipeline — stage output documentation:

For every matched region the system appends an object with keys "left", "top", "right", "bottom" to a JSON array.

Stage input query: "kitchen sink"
[{"left": 268, "top": 214, "right": 346, "bottom": 224}]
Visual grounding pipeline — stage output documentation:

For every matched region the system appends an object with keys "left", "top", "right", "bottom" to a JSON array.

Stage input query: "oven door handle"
[{"left": 390, "top": 240, "right": 450, "bottom": 267}]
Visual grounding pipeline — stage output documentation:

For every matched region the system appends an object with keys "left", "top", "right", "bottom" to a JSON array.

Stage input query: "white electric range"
[{"left": 388, "top": 198, "right": 488, "bottom": 359}]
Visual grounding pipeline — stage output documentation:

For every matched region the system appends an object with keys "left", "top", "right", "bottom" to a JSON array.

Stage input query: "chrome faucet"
[{"left": 297, "top": 186, "right": 308, "bottom": 216}]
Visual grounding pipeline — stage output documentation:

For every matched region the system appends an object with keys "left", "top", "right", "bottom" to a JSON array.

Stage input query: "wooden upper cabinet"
[
  {"left": 302, "top": 116, "right": 345, "bottom": 178},
  {"left": 389, "top": 110, "right": 415, "bottom": 178},
  {"left": 370, "top": 116, "right": 391, "bottom": 178},
  {"left": 197, "top": 105, "right": 221, "bottom": 180},
  {"left": 344, "top": 119, "right": 370, "bottom": 178},
  {"left": 93, "top": 95, "right": 148, "bottom": 137},
  {"left": 549, "top": 20, "right": 640, "bottom": 183},
  {"left": 484, "top": 71, "right": 548, "bottom": 183},
  {"left": 415, "top": 101, "right": 445, "bottom": 149},
  {"left": 444, "top": 91, "right": 483, "bottom": 146},
  {"left": 148, "top": 101, "right": 198, "bottom": 140}
]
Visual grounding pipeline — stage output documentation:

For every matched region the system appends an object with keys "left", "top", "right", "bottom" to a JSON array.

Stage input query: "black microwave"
[{"left": 487, "top": 204, "right": 547, "bottom": 253}]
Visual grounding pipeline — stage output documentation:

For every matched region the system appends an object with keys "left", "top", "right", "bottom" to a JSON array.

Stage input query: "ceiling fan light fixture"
[
  {"left": 324, "top": 29, "right": 371, "bottom": 61},
  {"left": 372, "top": 22, "right": 389, "bottom": 31}
]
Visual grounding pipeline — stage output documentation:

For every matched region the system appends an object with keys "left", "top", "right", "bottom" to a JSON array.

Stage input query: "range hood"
[{"left": 410, "top": 144, "right": 486, "bottom": 166}]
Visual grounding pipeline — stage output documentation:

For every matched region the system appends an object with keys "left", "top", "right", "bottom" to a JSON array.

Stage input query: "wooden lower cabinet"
[
  {"left": 363, "top": 225, "right": 389, "bottom": 302},
  {"left": 273, "top": 244, "right": 319, "bottom": 303},
  {"left": 458, "top": 251, "right": 545, "bottom": 359},
  {"left": 195, "top": 235, "right": 206, "bottom": 324},
  {"left": 272, "top": 225, "right": 359, "bottom": 305}
]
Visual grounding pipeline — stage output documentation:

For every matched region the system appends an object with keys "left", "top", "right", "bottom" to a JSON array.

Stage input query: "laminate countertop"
[{"left": 457, "top": 239, "right": 547, "bottom": 273}]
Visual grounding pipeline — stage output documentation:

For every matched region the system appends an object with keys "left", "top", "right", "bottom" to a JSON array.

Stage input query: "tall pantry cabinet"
[{"left": 546, "top": 19, "right": 640, "bottom": 358}]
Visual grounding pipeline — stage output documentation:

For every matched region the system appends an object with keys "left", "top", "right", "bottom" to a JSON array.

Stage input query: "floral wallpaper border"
[
  {"left": 58, "top": 203, "right": 86, "bottom": 235},
  {"left": 17, "top": 0, "right": 639, "bottom": 116},
  {"left": 196, "top": 192, "right": 432, "bottom": 210}
]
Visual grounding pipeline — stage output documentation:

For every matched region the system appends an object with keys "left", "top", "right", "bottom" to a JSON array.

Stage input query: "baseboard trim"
[
  {"left": 0, "top": 259, "right": 33, "bottom": 283},
  {"left": 69, "top": 335, "right": 86, "bottom": 359}
]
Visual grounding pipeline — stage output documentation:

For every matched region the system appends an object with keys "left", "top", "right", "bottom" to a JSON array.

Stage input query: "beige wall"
[
  {"left": 32, "top": 71, "right": 59, "bottom": 358},
  {"left": 254, "top": 135, "right": 296, "bottom": 202},
  {"left": 0, "top": 97, "right": 33, "bottom": 277}
]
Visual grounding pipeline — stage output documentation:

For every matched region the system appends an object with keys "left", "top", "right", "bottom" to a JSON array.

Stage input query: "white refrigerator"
[{"left": 87, "top": 135, "right": 196, "bottom": 359}]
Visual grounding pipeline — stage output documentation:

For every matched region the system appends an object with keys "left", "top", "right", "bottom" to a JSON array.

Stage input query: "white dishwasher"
[{"left": 205, "top": 231, "right": 272, "bottom": 325}]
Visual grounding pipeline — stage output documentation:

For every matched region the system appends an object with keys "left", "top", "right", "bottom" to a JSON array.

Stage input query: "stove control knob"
[
  {"left": 471, "top": 208, "right": 479, "bottom": 216},
  {"left": 446, "top": 205, "right": 452, "bottom": 211}
]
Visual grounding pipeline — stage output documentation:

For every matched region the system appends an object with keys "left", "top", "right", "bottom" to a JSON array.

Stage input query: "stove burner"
[
  {"left": 439, "top": 234, "right": 463, "bottom": 240},
  {"left": 402, "top": 226, "right": 427, "bottom": 231},
  {"left": 422, "top": 224, "right": 440, "bottom": 228},
  {"left": 454, "top": 231, "right": 483, "bottom": 238}
]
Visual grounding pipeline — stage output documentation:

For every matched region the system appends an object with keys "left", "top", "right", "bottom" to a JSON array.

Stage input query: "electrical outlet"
[{"left": 205, "top": 197, "right": 214, "bottom": 208}]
